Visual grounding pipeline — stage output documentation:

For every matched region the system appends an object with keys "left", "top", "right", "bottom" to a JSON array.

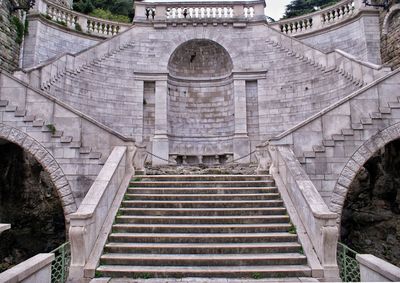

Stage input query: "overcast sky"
[{"left": 266, "top": 0, "right": 292, "bottom": 20}]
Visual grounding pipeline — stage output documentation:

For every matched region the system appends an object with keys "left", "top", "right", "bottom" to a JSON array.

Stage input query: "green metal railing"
[
  {"left": 337, "top": 242, "right": 360, "bottom": 282},
  {"left": 51, "top": 242, "right": 71, "bottom": 283}
]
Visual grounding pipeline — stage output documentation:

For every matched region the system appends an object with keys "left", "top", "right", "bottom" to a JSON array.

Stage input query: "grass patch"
[
  {"left": 133, "top": 273, "right": 152, "bottom": 279},
  {"left": 252, "top": 272, "right": 262, "bottom": 279},
  {"left": 288, "top": 222, "right": 297, "bottom": 234}
]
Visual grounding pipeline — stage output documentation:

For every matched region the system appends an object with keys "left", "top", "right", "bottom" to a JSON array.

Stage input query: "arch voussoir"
[
  {"left": 0, "top": 123, "right": 77, "bottom": 216},
  {"left": 330, "top": 122, "right": 400, "bottom": 218}
]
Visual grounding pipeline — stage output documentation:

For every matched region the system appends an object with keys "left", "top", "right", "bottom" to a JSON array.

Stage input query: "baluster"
[
  {"left": 178, "top": 7, "right": 182, "bottom": 18},
  {"left": 116, "top": 26, "right": 120, "bottom": 34},
  {"left": 244, "top": 7, "right": 248, "bottom": 18}
]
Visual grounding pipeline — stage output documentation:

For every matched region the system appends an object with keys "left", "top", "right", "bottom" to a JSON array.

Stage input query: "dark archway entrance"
[
  {"left": 0, "top": 140, "right": 66, "bottom": 272},
  {"left": 340, "top": 139, "right": 400, "bottom": 266}
]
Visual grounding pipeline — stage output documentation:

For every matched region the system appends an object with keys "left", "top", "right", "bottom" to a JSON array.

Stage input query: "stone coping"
[
  {"left": 0, "top": 253, "right": 54, "bottom": 283},
  {"left": 92, "top": 277, "right": 319, "bottom": 282},
  {"left": 270, "top": 68, "right": 400, "bottom": 143},
  {"left": 357, "top": 254, "right": 400, "bottom": 281},
  {"left": 0, "top": 223, "right": 11, "bottom": 234}
]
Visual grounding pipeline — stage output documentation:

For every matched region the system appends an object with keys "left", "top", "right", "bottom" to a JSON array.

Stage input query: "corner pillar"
[
  {"left": 152, "top": 79, "right": 169, "bottom": 165},
  {"left": 233, "top": 79, "right": 250, "bottom": 163}
]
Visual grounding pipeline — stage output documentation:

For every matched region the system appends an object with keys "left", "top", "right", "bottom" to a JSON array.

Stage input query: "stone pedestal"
[
  {"left": 233, "top": 134, "right": 250, "bottom": 163},
  {"left": 152, "top": 135, "right": 169, "bottom": 166}
]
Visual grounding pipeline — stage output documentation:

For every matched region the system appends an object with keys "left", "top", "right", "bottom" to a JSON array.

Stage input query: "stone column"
[
  {"left": 233, "top": 79, "right": 250, "bottom": 163},
  {"left": 152, "top": 79, "right": 169, "bottom": 165}
]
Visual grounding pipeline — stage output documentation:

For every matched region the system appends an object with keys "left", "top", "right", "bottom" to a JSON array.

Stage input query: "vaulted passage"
[
  {"left": 340, "top": 139, "right": 400, "bottom": 266},
  {"left": 167, "top": 40, "right": 235, "bottom": 162},
  {"left": 0, "top": 141, "right": 65, "bottom": 272}
]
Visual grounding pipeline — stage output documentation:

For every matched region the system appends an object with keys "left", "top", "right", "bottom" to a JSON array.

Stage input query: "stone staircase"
[
  {"left": 0, "top": 99, "right": 104, "bottom": 163},
  {"left": 96, "top": 175, "right": 312, "bottom": 279}
]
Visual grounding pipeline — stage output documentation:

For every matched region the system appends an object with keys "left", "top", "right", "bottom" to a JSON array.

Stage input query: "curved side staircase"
[{"left": 96, "top": 174, "right": 312, "bottom": 279}]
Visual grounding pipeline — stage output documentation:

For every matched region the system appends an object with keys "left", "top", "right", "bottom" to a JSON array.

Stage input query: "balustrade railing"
[
  {"left": 337, "top": 242, "right": 360, "bottom": 282},
  {"left": 134, "top": 0, "right": 265, "bottom": 22},
  {"left": 272, "top": 0, "right": 365, "bottom": 36},
  {"left": 34, "top": 0, "right": 131, "bottom": 37},
  {"left": 51, "top": 242, "right": 71, "bottom": 283}
]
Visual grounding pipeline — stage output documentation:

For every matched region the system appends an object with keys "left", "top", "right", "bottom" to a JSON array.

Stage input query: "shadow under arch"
[
  {"left": 167, "top": 38, "right": 234, "bottom": 80},
  {"left": 330, "top": 122, "right": 400, "bottom": 219},
  {"left": 0, "top": 123, "right": 77, "bottom": 217}
]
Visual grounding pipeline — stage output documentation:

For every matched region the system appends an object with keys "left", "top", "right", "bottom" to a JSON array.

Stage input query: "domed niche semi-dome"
[{"left": 168, "top": 39, "right": 233, "bottom": 79}]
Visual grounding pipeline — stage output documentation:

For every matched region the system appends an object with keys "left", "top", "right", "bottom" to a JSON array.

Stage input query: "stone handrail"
[
  {"left": 265, "top": 27, "right": 391, "bottom": 85},
  {"left": 134, "top": 0, "right": 265, "bottom": 22},
  {"left": 269, "top": 145, "right": 339, "bottom": 281},
  {"left": 68, "top": 146, "right": 130, "bottom": 281},
  {"left": 34, "top": 0, "right": 131, "bottom": 37},
  {"left": 270, "top": 0, "right": 366, "bottom": 36},
  {"left": 19, "top": 18, "right": 135, "bottom": 92},
  {"left": 269, "top": 68, "right": 400, "bottom": 143},
  {"left": 2, "top": 70, "right": 134, "bottom": 144},
  {"left": 0, "top": 253, "right": 54, "bottom": 283},
  {"left": 357, "top": 254, "right": 400, "bottom": 282}
]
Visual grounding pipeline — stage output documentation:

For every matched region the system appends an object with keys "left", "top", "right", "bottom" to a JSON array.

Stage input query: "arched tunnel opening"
[
  {"left": 340, "top": 139, "right": 400, "bottom": 266},
  {"left": 0, "top": 139, "right": 65, "bottom": 272}
]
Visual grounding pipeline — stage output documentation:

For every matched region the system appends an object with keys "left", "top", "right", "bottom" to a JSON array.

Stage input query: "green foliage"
[
  {"left": 252, "top": 272, "right": 262, "bottom": 279},
  {"left": 283, "top": 0, "right": 340, "bottom": 19},
  {"left": 46, "top": 124, "right": 57, "bottom": 135},
  {"left": 24, "top": 18, "right": 29, "bottom": 35},
  {"left": 73, "top": 0, "right": 134, "bottom": 21},
  {"left": 288, "top": 222, "right": 297, "bottom": 234},
  {"left": 133, "top": 273, "right": 152, "bottom": 279},
  {"left": 75, "top": 22, "right": 82, "bottom": 31},
  {"left": 89, "top": 8, "right": 130, "bottom": 23},
  {"left": 11, "top": 16, "right": 24, "bottom": 45}
]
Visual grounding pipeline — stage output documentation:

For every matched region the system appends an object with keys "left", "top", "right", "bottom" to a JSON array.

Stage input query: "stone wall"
[
  {"left": 22, "top": 15, "right": 100, "bottom": 68},
  {"left": 0, "top": 0, "right": 24, "bottom": 72},
  {"left": 300, "top": 13, "right": 382, "bottom": 64},
  {"left": 380, "top": 4, "right": 400, "bottom": 69}
]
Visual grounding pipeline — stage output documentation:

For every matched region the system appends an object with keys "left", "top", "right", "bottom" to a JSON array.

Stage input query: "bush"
[
  {"left": 89, "top": 8, "right": 130, "bottom": 23},
  {"left": 11, "top": 16, "right": 24, "bottom": 45}
]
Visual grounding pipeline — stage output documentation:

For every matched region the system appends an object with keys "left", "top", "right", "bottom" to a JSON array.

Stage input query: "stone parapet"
[
  {"left": 32, "top": 0, "right": 131, "bottom": 38},
  {"left": 0, "top": 253, "right": 54, "bottom": 283},
  {"left": 134, "top": 0, "right": 265, "bottom": 24},
  {"left": 270, "top": 145, "right": 339, "bottom": 281},
  {"left": 357, "top": 254, "right": 400, "bottom": 282}
]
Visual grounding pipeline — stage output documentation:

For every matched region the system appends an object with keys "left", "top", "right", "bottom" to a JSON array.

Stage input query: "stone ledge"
[
  {"left": 0, "top": 253, "right": 54, "bottom": 283},
  {"left": 357, "top": 254, "right": 400, "bottom": 282},
  {"left": 0, "top": 223, "right": 11, "bottom": 234}
]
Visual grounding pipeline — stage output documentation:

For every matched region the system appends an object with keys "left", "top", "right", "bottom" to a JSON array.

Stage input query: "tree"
[
  {"left": 73, "top": 0, "right": 134, "bottom": 20},
  {"left": 283, "top": 0, "right": 340, "bottom": 19}
]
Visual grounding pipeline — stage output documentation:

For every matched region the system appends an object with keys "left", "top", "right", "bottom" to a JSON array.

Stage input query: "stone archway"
[
  {"left": 382, "top": 4, "right": 400, "bottom": 36},
  {"left": 329, "top": 122, "right": 400, "bottom": 218},
  {"left": 0, "top": 123, "right": 77, "bottom": 216}
]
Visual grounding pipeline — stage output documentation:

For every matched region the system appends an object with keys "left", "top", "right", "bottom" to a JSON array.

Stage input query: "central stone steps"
[{"left": 96, "top": 174, "right": 311, "bottom": 279}]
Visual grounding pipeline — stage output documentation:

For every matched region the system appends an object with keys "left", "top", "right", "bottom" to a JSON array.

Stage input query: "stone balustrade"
[
  {"left": 68, "top": 146, "right": 131, "bottom": 281},
  {"left": 134, "top": 0, "right": 265, "bottom": 22},
  {"left": 271, "top": 0, "right": 365, "bottom": 36},
  {"left": 34, "top": 0, "right": 131, "bottom": 37},
  {"left": 269, "top": 145, "right": 340, "bottom": 281}
]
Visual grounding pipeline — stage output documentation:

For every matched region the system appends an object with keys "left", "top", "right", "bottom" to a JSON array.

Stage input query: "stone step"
[
  {"left": 108, "top": 232, "right": 298, "bottom": 243},
  {"left": 121, "top": 200, "right": 284, "bottom": 209},
  {"left": 114, "top": 215, "right": 290, "bottom": 225},
  {"left": 127, "top": 187, "right": 278, "bottom": 195},
  {"left": 96, "top": 264, "right": 311, "bottom": 278},
  {"left": 130, "top": 180, "right": 275, "bottom": 188},
  {"left": 100, "top": 253, "right": 307, "bottom": 266},
  {"left": 133, "top": 175, "right": 271, "bottom": 181},
  {"left": 104, "top": 242, "right": 301, "bottom": 255},
  {"left": 112, "top": 223, "right": 292, "bottom": 233},
  {"left": 0, "top": 100, "right": 9, "bottom": 107},
  {"left": 117, "top": 207, "right": 286, "bottom": 216},
  {"left": 123, "top": 193, "right": 281, "bottom": 201}
]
